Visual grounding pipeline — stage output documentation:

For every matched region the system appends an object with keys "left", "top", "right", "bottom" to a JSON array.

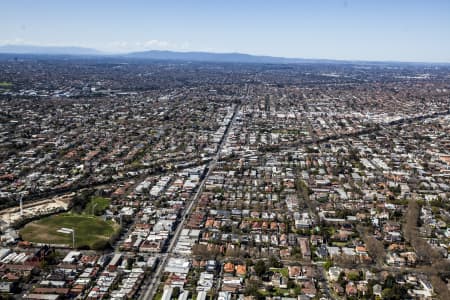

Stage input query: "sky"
[{"left": 1, "top": 0, "right": 450, "bottom": 62}]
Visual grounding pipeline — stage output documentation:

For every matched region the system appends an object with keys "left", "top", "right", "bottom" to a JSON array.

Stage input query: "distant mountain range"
[
  {"left": 125, "top": 50, "right": 309, "bottom": 64},
  {"left": 0, "top": 45, "right": 102, "bottom": 55},
  {"left": 0, "top": 44, "right": 443, "bottom": 65},
  {"left": 0, "top": 44, "right": 333, "bottom": 64}
]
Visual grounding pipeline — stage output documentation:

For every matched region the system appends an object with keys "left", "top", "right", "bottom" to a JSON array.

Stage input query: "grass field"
[
  {"left": 84, "top": 196, "right": 111, "bottom": 215},
  {"left": 0, "top": 82, "right": 12, "bottom": 88},
  {"left": 20, "top": 213, "right": 120, "bottom": 249}
]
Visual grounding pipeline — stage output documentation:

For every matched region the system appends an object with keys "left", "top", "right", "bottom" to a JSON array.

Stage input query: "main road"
[{"left": 140, "top": 103, "right": 240, "bottom": 300}]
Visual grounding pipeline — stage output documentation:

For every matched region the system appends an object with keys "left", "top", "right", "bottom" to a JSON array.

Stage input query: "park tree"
[{"left": 254, "top": 260, "right": 267, "bottom": 277}]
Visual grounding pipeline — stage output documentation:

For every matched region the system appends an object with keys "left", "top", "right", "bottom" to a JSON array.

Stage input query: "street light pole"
[
  {"left": 58, "top": 228, "right": 76, "bottom": 249},
  {"left": 72, "top": 228, "right": 75, "bottom": 249},
  {"left": 19, "top": 195, "right": 23, "bottom": 217}
]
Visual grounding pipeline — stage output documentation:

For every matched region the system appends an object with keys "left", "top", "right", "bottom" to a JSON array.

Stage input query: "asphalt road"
[{"left": 140, "top": 104, "right": 240, "bottom": 300}]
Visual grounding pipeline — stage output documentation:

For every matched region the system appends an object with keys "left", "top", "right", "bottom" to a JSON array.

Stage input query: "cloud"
[
  {"left": 0, "top": 38, "right": 27, "bottom": 45},
  {"left": 0, "top": 38, "right": 191, "bottom": 53},
  {"left": 107, "top": 41, "right": 135, "bottom": 52},
  {"left": 107, "top": 39, "right": 190, "bottom": 52},
  {"left": 140, "top": 40, "right": 170, "bottom": 49},
  {"left": 0, "top": 38, "right": 91, "bottom": 49},
  {"left": 180, "top": 42, "right": 191, "bottom": 50}
]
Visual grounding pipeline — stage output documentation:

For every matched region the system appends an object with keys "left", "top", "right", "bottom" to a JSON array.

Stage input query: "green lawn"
[
  {"left": 0, "top": 82, "right": 12, "bottom": 88},
  {"left": 84, "top": 196, "right": 111, "bottom": 215},
  {"left": 270, "top": 267, "right": 289, "bottom": 277},
  {"left": 20, "top": 213, "right": 119, "bottom": 249}
]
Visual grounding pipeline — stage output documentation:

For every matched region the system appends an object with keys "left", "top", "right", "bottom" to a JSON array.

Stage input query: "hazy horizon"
[{"left": 1, "top": 0, "right": 450, "bottom": 63}]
